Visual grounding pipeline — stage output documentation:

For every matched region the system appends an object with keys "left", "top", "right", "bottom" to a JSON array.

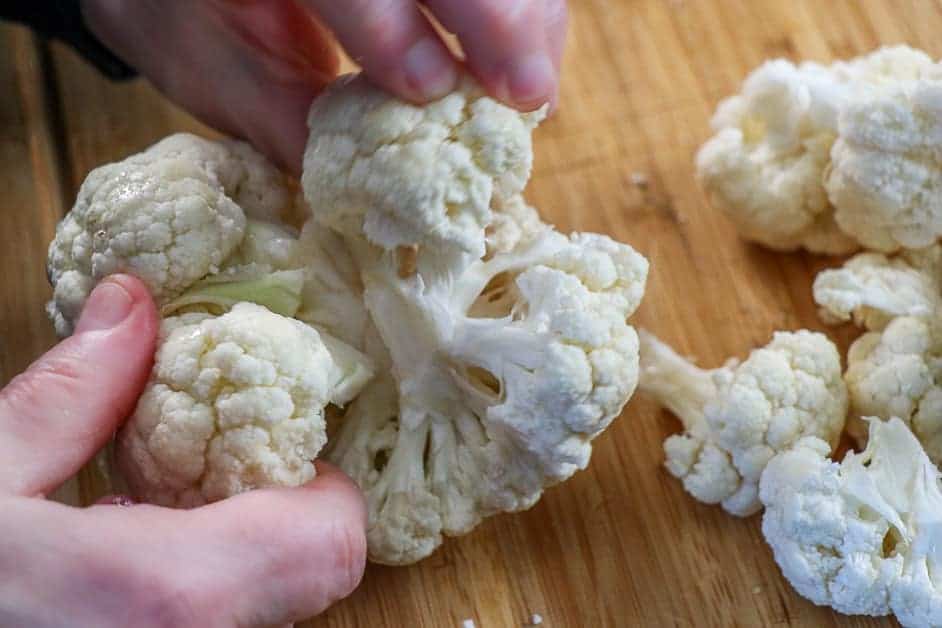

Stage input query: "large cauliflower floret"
[
  {"left": 827, "top": 79, "right": 942, "bottom": 252},
  {"left": 118, "top": 303, "right": 342, "bottom": 507},
  {"left": 845, "top": 317, "right": 942, "bottom": 464},
  {"left": 302, "top": 75, "right": 647, "bottom": 564},
  {"left": 813, "top": 246, "right": 941, "bottom": 330},
  {"left": 302, "top": 74, "right": 546, "bottom": 260},
  {"left": 45, "top": 133, "right": 297, "bottom": 336},
  {"left": 695, "top": 58, "right": 856, "bottom": 254},
  {"left": 638, "top": 330, "right": 847, "bottom": 516},
  {"left": 696, "top": 45, "right": 939, "bottom": 254},
  {"left": 760, "top": 417, "right": 942, "bottom": 626},
  {"left": 326, "top": 229, "right": 647, "bottom": 564}
]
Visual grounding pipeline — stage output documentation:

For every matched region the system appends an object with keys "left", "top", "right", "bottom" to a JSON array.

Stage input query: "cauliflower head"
[
  {"left": 638, "top": 330, "right": 847, "bottom": 516},
  {"left": 760, "top": 417, "right": 942, "bottom": 626},
  {"left": 46, "top": 133, "right": 297, "bottom": 336},
  {"left": 845, "top": 316, "right": 942, "bottom": 464},
  {"left": 813, "top": 246, "right": 941, "bottom": 330},
  {"left": 828, "top": 79, "right": 942, "bottom": 252},
  {"left": 118, "top": 303, "right": 337, "bottom": 507},
  {"left": 302, "top": 74, "right": 546, "bottom": 260},
  {"left": 303, "top": 76, "right": 648, "bottom": 564},
  {"left": 696, "top": 45, "right": 939, "bottom": 254}
]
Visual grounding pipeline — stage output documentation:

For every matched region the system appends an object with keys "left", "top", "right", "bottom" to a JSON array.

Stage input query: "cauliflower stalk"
[
  {"left": 46, "top": 133, "right": 374, "bottom": 506},
  {"left": 638, "top": 330, "right": 847, "bottom": 516},
  {"left": 760, "top": 417, "right": 942, "bottom": 627},
  {"left": 696, "top": 44, "right": 942, "bottom": 254},
  {"left": 303, "top": 75, "right": 649, "bottom": 564}
]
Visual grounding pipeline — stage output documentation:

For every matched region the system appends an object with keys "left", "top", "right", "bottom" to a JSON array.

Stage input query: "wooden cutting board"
[{"left": 2, "top": 2, "right": 938, "bottom": 626}]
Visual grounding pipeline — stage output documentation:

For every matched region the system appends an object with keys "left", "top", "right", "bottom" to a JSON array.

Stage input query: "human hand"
[
  {"left": 0, "top": 276, "right": 366, "bottom": 628},
  {"left": 79, "top": 0, "right": 568, "bottom": 173}
]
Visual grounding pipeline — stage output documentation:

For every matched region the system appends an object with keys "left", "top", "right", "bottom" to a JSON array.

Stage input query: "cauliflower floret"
[
  {"left": 326, "top": 230, "right": 647, "bottom": 564},
  {"left": 845, "top": 317, "right": 942, "bottom": 464},
  {"left": 46, "top": 133, "right": 297, "bottom": 336},
  {"left": 695, "top": 59, "right": 855, "bottom": 254},
  {"left": 302, "top": 73, "right": 648, "bottom": 564},
  {"left": 813, "top": 246, "right": 941, "bottom": 330},
  {"left": 696, "top": 45, "right": 938, "bottom": 254},
  {"left": 760, "top": 417, "right": 942, "bottom": 625},
  {"left": 302, "top": 74, "right": 546, "bottom": 259},
  {"left": 117, "top": 303, "right": 335, "bottom": 507},
  {"left": 828, "top": 80, "right": 942, "bottom": 252},
  {"left": 638, "top": 330, "right": 847, "bottom": 516}
]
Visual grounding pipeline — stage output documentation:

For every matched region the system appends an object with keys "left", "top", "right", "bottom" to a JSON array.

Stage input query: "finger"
[
  {"left": 82, "top": 0, "right": 339, "bottom": 175},
  {"left": 0, "top": 465, "right": 366, "bottom": 626},
  {"left": 303, "top": 0, "right": 458, "bottom": 102},
  {"left": 425, "top": 0, "right": 557, "bottom": 110},
  {"left": 544, "top": 0, "right": 568, "bottom": 109},
  {"left": 0, "top": 276, "right": 158, "bottom": 497}
]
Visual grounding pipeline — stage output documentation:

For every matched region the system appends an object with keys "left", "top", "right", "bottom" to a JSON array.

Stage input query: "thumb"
[{"left": 0, "top": 275, "right": 158, "bottom": 496}]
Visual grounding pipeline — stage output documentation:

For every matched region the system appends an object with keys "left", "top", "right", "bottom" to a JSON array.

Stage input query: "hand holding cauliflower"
[{"left": 639, "top": 330, "right": 847, "bottom": 516}]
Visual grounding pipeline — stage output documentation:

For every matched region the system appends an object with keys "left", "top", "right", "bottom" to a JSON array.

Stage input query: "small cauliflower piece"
[
  {"left": 696, "top": 45, "right": 939, "bottom": 254},
  {"left": 46, "top": 133, "right": 296, "bottom": 336},
  {"left": 639, "top": 330, "right": 847, "bottom": 516},
  {"left": 828, "top": 80, "right": 942, "bottom": 252},
  {"left": 303, "top": 74, "right": 647, "bottom": 564},
  {"left": 302, "top": 74, "right": 546, "bottom": 259},
  {"left": 813, "top": 247, "right": 941, "bottom": 330},
  {"left": 118, "top": 303, "right": 337, "bottom": 507},
  {"left": 845, "top": 316, "right": 942, "bottom": 464},
  {"left": 760, "top": 417, "right": 942, "bottom": 626}
]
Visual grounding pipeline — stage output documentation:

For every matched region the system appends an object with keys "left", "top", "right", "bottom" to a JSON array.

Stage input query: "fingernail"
[
  {"left": 403, "top": 38, "right": 457, "bottom": 100},
  {"left": 76, "top": 280, "right": 134, "bottom": 333},
  {"left": 506, "top": 53, "right": 556, "bottom": 109}
]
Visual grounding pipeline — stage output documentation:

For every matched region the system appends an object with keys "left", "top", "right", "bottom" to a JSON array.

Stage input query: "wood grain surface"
[{"left": 2, "top": 1, "right": 940, "bottom": 626}]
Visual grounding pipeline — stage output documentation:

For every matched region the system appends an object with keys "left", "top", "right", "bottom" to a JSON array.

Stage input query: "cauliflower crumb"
[{"left": 529, "top": 613, "right": 544, "bottom": 625}]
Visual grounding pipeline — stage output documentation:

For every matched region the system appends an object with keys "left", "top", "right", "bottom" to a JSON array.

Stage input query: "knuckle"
[
  {"left": 475, "top": 0, "right": 531, "bottom": 33},
  {"left": 347, "top": 0, "right": 406, "bottom": 51}
]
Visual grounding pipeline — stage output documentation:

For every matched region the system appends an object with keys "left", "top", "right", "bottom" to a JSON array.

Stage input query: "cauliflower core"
[
  {"left": 696, "top": 45, "right": 940, "bottom": 254},
  {"left": 46, "top": 133, "right": 295, "bottom": 336},
  {"left": 118, "top": 303, "right": 332, "bottom": 507},
  {"left": 303, "top": 75, "right": 648, "bottom": 564},
  {"left": 760, "top": 417, "right": 942, "bottom": 626},
  {"left": 638, "top": 330, "right": 847, "bottom": 516}
]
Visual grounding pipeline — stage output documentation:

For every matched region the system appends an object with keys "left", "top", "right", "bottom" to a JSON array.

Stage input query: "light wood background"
[{"left": 2, "top": 1, "right": 938, "bottom": 626}]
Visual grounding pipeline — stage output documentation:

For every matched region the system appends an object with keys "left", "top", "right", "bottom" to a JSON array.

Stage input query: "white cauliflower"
[
  {"left": 760, "top": 417, "right": 942, "bottom": 626},
  {"left": 828, "top": 79, "right": 942, "bottom": 252},
  {"left": 812, "top": 246, "right": 942, "bottom": 460},
  {"left": 638, "top": 330, "right": 847, "bottom": 516},
  {"left": 45, "top": 133, "right": 297, "bottom": 336},
  {"left": 303, "top": 75, "right": 648, "bottom": 564},
  {"left": 845, "top": 317, "right": 942, "bottom": 464},
  {"left": 696, "top": 45, "right": 939, "bottom": 254},
  {"left": 117, "top": 303, "right": 338, "bottom": 507},
  {"left": 813, "top": 247, "right": 941, "bottom": 330},
  {"left": 302, "top": 74, "right": 546, "bottom": 261}
]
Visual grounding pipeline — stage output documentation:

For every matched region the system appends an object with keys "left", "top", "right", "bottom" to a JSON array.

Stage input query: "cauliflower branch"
[
  {"left": 303, "top": 75, "right": 648, "bottom": 564},
  {"left": 638, "top": 330, "right": 847, "bottom": 516},
  {"left": 696, "top": 45, "right": 940, "bottom": 254},
  {"left": 760, "top": 417, "right": 942, "bottom": 626}
]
